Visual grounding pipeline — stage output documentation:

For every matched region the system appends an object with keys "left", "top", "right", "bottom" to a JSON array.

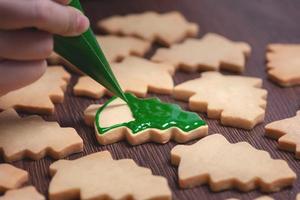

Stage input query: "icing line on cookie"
[{"left": 95, "top": 93, "right": 206, "bottom": 134}]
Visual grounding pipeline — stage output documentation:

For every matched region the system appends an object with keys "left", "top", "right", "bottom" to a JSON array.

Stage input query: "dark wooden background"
[{"left": 1, "top": 0, "right": 300, "bottom": 199}]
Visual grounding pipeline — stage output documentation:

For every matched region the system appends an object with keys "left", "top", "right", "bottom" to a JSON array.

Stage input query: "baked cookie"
[
  {"left": 98, "top": 11, "right": 198, "bottom": 46},
  {"left": 49, "top": 151, "right": 172, "bottom": 200},
  {"left": 0, "top": 186, "right": 44, "bottom": 200},
  {"left": 0, "top": 109, "right": 83, "bottom": 162},
  {"left": 152, "top": 33, "right": 251, "bottom": 73},
  {"left": 171, "top": 134, "right": 296, "bottom": 192},
  {"left": 48, "top": 35, "right": 151, "bottom": 74},
  {"left": 265, "top": 111, "right": 300, "bottom": 158},
  {"left": 0, "top": 66, "right": 70, "bottom": 115},
  {"left": 84, "top": 93, "right": 208, "bottom": 145},
  {"left": 74, "top": 56, "right": 174, "bottom": 98},
  {"left": 173, "top": 71, "right": 267, "bottom": 129},
  {"left": 266, "top": 44, "right": 300, "bottom": 87},
  {"left": 0, "top": 164, "right": 28, "bottom": 193}
]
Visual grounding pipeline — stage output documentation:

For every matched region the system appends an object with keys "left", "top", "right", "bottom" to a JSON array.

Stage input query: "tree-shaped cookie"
[
  {"left": 74, "top": 56, "right": 174, "bottom": 98},
  {"left": 83, "top": 94, "right": 208, "bottom": 145},
  {"left": 0, "top": 186, "right": 45, "bottom": 200},
  {"left": 173, "top": 71, "right": 267, "bottom": 129},
  {"left": 151, "top": 33, "right": 251, "bottom": 73},
  {"left": 49, "top": 151, "right": 172, "bottom": 200},
  {"left": 0, "top": 67, "right": 70, "bottom": 115},
  {"left": 265, "top": 111, "right": 300, "bottom": 158},
  {"left": 171, "top": 134, "right": 296, "bottom": 192},
  {"left": 98, "top": 11, "right": 198, "bottom": 46},
  {"left": 266, "top": 44, "right": 300, "bottom": 87},
  {"left": 0, "top": 164, "right": 28, "bottom": 193},
  {"left": 48, "top": 35, "right": 151, "bottom": 74},
  {"left": 0, "top": 109, "right": 83, "bottom": 162}
]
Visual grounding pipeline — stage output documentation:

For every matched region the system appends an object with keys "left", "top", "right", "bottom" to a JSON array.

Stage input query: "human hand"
[{"left": 0, "top": 0, "right": 89, "bottom": 96}]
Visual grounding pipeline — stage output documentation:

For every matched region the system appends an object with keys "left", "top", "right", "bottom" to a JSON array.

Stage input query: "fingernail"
[{"left": 76, "top": 15, "right": 90, "bottom": 33}]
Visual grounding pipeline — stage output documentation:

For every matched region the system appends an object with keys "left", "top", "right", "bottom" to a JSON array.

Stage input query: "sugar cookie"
[
  {"left": 265, "top": 111, "right": 300, "bottom": 158},
  {"left": 173, "top": 71, "right": 267, "bottom": 129},
  {"left": 0, "top": 164, "right": 28, "bottom": 193},
  {"left": 84, "top": 94, "right": 208, "bottom": 145},
  {"left": 0, "top": 186, "right": 44, "bottom": 200},
  {"left": 171, "top": 134, "right": 296, "bottom": 192},
  {"left": 0, "top": 109, "right": 83, "bottom": 162},
  {"left": 0, "top": 67, "right": 70, "bottom": 115},
  {"left": 74, "top": 56, "right": 174, "bottom": 98},
  {"left": 266, "top": 44, "right": 300, "bottom": 86},
  {"left": 98, "top": 11, "right": 198, "bottom": 46},
  {"left": 49, "top": 151, "right": 172, "bottom": 200},
  {"left": 152, "top": 33, "right": 251, "bottom": 73}
]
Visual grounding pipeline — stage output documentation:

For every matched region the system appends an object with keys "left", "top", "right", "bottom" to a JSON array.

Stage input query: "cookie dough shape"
[
  {"left": 0, "top": 109, "right": 83, "bottom": 162},
  {"left": 0, "top": 186, "right": 45, "bottom": 200},
  {"left": 98, "top": 11, "right": 198, "bottom": 46},
  {"left": 266, "top": 44, "right": 300, "bottom": 87},
  {"left": 74, "top": 56, "right": 174, "bottom": 98},
  {"left": 84, "top": 96, "right": 208, "bottom": 145},
  {"left": 0, "top": 164, "right": 28, "bottom": 193},
  {"left": 48, "top": 35, "right": 151, "bottom": 71},
  {"left": 265, "top": 111, "right": 300, "bottom": 158},
  {"left": 152, "top": 33, "right": 251, "bottom": 73},
  {"left": 171, "top": 134, "right": 296, "bottom": 192},
  {"left": 173, "top": 72, "right": 267, "bottom": 129},
  {"left": 49, "top": 151, "right": 172, "bottom": 200},
  {"left": 0, "top": 67, "right": 70, "bottom": 115}
]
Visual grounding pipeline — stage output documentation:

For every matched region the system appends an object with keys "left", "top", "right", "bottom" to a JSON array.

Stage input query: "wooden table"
[{"left": 2, "top": 0, "right": 300, "bottom": 199}]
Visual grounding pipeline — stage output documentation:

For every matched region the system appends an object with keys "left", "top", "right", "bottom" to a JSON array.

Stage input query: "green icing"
[{"left": 95, "top": 93, "right": 206, "bottom": 135}]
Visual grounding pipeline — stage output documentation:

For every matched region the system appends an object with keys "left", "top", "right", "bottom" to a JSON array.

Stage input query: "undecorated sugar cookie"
[
  {"left": 173, "top": 71, "right": 267, "bottom": 129},
  {"left": 98, "top": 11, "right": 198, "bottom": 46},
  {"left": 0, "top": 109, "right": 83, "bottom": 162},
  {"left": 171, "top": 134, "right": 296, "bottom": 192},
  {"left": 84, "top": 93, "right": 208, "bottom": 145},
  {"left": 266, "top": 44, "right": 300, "bottom": 87},
  {"left": 49, "top": 151, "right": 172, "bottom": 200},
  {"left": 0, "top": 186, "right": 44, "bottom": 200},
  {"left": 152, "top": 33, "right": 251, "bottom": 73},
  {"left": 0, "top": 164, "right": 28, "bottom": 193},
  {"left": 74, "top": 56, "right": 174, "bottom": 98},
  {"left": 0, "top": 67, "right": 70, "bottom": 115},
  {"left": 265, "top": 111, "right": 300, "bottom": 158},
  {"left": 48, "top": 35, "right": 151, "bottom": 73}
]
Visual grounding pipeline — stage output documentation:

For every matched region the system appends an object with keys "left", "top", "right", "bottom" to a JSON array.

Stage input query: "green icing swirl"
[{"left": 95, "top": 93, "right": 206, "bottom": 135}]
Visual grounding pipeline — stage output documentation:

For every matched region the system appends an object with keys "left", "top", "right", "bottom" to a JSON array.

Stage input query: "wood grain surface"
[{"left": 1, "top": 0, "right": 300, "bottom": 199}]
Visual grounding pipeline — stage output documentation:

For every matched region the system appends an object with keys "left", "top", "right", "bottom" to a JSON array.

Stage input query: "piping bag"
[{"left": 53, "top": 0, "right": 128, "bottom": 102}]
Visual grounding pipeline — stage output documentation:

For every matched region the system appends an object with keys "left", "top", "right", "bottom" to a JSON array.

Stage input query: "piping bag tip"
[{"left": 53, "top": 0, "right": 127, "bottom": 103}]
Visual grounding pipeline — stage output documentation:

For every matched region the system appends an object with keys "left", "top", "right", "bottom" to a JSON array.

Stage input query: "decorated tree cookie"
[
  {"left": 265, "top": 111, "right": 300, "bottom": 158},
  {"left": 266, "top": 44, "right": 300, "bottom": 87},
  {"left": 83, "top": 93, "right": 208, "bottom": 145},
  {"left": 74, "top": 56, "right": 174, "bottom": 99},
  {"left": 98, "top": 11, "right": 198, "bottom": 46},
  {"left": 173, "top": 71, "right": 267, "bottom": 129},
  {"left": 0, "top": 109, "right": 83, "bottom": 162},
  {"left": 171, "top": 134, "right": 296, "bottom": 192},
  {"left": 49, "top": 151, "right": 172, "bottom": 200},
  {"left": 152, "top": 33, "right": 251, "bottom": 73},
  {"left": 0, "top": 164, "right": 28, "bottom": 193},
  {"left": 0, "top": 67, "right": 70, "bottom": 115},
  {"left": 0, "top": 186, "right": 45, "bottom": 200}
]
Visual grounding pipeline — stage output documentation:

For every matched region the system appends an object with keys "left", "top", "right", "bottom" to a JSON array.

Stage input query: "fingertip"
[{"left": 76, "top": 15, "right": 90, "bottom": 34}]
